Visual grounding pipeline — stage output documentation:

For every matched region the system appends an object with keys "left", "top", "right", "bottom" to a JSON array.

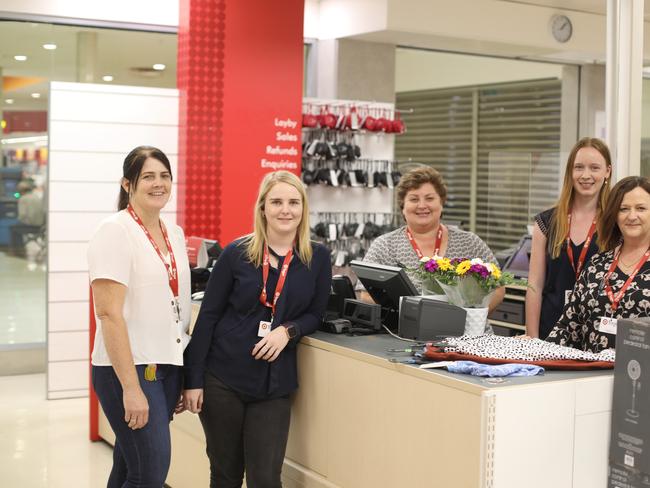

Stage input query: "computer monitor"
[
  {"left": 350, "top": 260, "right": 419, "bottom": 330},
  {"left": 502, "top": 235, "right": 532, "bottom": 279}
]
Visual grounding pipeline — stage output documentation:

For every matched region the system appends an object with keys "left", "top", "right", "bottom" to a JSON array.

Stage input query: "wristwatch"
[{"left": 284, "top": 324, "right": 298, "bottom": 340}]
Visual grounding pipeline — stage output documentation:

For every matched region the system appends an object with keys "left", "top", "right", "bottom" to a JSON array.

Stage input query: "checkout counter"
[
  {"left": 97, "top": 240, "right": 613, "bottom": 487},
  {"left": 97, "top": 329, "right": 612, "bottom": 488}
]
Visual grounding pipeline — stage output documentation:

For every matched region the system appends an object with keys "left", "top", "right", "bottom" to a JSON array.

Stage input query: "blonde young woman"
[
  {"left": 526, "top": 138, "right": 612, "bottom": 339},
  {"left": 183, "top": 171, "right": 332, "bottom": 488}
]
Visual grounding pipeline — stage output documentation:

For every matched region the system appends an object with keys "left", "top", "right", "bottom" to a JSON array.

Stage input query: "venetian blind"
[
  {"left": 395, "top": 87, "right": 474, "bottom": 227},
  {"left": 396, "top": 78, "right": 561, "bottom": 252}
]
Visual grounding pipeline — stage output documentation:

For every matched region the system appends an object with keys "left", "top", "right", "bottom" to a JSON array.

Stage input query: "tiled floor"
[
  {"left": 0, "top": 373, "right": 113, "bottom": 487},
  {"left": 0, "top": 251, "right": 46, "bottom": 346}
]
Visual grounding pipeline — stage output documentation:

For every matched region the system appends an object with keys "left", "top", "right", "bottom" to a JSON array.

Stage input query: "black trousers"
[{"left": 199, "top": 372, "right": 291, "bottom": 488}]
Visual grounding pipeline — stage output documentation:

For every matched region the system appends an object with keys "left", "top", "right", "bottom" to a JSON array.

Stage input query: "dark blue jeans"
[{"left": 92, "top": 364, "right": 182, "bottom": 488}]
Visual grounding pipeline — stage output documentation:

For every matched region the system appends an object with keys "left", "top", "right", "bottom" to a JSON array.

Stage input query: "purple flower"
[
  {"left": 424, "top": 260, "right": 438, "bottom": 272},
  {"left": 469, "top": 264, "right": 490, "bottom": 278}
]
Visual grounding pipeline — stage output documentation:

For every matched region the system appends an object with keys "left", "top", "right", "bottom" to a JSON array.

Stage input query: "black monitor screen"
[
  {"left": 350, "top": 260, "right": 419, "bottom": 330},
  {"left": 503, "top": 235, "right": 532, "bottom": 278}
]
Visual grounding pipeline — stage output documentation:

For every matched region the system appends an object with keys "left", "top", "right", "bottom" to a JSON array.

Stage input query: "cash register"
[{"left": 344, "top": 260, "right": 466, "bottom": 340}]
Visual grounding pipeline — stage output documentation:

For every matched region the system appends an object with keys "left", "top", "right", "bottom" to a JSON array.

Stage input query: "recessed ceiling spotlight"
[
  {"left": 42, "top": 43, "right": 57, "bottom": 50},
  {"left": 102, "top": 75, "right": 114, "bottom": 82},
  {"left": 14, "top": 55, "right": 27, "bottom": 61},
  {"left": 5, "top": 99, "right": 14, "bottom": 104},
  {"left": 31, "top": 93, "right": 41, "bottom": 99},
  {"left": 152, "top": 63, "right": 166, "bottom": 71}
]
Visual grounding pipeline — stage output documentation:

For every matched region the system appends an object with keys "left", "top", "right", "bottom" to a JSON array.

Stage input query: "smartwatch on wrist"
[{"left": 284, "top": 324, "right": 297, "bottom": 340}]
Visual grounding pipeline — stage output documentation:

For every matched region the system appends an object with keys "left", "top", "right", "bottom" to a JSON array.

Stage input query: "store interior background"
[
  {"left": 2, "top": 0, "right": 650, "bottom": 379},
  {"left": 0, "top": 0, "right": 650, "bottom": 486}
]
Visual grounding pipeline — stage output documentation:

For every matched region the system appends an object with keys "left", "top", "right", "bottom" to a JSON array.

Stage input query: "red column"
[{"left": 178, "top": 0, "right": 305, "bottom": 244}]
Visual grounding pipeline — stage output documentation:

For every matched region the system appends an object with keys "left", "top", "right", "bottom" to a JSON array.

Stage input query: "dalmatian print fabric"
[
  {"left": 363, "top": 226, "right": 496, "bottom": 292},
  {"left": 443, "top": 335, "right": 615, "bottom": 363}
]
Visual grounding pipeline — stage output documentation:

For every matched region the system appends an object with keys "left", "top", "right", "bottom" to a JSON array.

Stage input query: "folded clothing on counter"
[
  {"left": 446, "top": 360, "right": 544, "bottom": 377},
  {"left": 423, "top": 335, "right": 615, "bottom": 370}
]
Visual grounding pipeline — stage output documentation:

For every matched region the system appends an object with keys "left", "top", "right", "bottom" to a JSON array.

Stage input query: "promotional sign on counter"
[{"left": 609, "top": 317, "right": 650, "bottom": 487}]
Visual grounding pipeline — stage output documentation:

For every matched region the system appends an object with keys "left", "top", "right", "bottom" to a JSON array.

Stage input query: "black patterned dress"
[{"left": 546, "top": 250, "right": 650, "bottom": 353}]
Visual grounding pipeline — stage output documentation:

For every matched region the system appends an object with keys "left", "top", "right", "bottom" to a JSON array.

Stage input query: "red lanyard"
[
  {"left": 566, "top": 214, "right": 597, "bottom": 279},
  {"left": 259, "top": 243, "right": 293, "bottom": 319},
  {"left": 566, "top": 214, "right": 596, "bottom": 279},
  {"left": 127, "top": 204, "right": 179, "bottom": 297},
  {"left": 603, "top": 247, "right": 650, "bottom": 311},
  {"left": 406, "top": 224, "right": 445, "bottom": 259}
]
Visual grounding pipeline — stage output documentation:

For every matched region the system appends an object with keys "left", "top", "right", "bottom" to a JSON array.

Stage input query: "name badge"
[
  {"left": 564, "top": 290, "right": 572, "bottom": 305},
  {"left": 258, "top": 320, "right": 272, "bottom": 337},
  {"left": 598, "top": 316, "right": 618, "bottom": 335}
]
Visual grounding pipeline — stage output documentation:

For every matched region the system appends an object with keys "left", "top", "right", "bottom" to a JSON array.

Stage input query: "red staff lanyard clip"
[
  {"left": 566, "top": 214, "right": 597, "bottom": 279},
  {"left": 406, "top": 224, "right": 445, "bottom": 259},
  {"left": 259, "top": 243, "right": 294, "bottom": 322},
  {"left": 126, "top": 204, "right": 179, "bottom": 299},
  {"left": 603, "top": 247, "right": 650, "bottom": 312}
]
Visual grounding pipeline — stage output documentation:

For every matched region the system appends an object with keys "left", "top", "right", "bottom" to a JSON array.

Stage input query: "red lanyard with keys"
[
  {"left": 127, "top": 204, "right": 179, "bottom": 297},
  {"left": 566, "top": 214, "right": 597, "bottom": 279},
  {"left": 406, "top": 224, "right": 445, "bottom": 259},
  {"left": 603, "top": 247, "right": 650, "bottom": 312},
  {"left": 259, "top": 243, "right": 293, "bottom": 320}
]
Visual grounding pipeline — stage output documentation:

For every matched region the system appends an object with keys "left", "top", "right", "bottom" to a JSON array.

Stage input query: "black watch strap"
[{"left": 285, "top": 324, "right": 298, "bottom": 340}]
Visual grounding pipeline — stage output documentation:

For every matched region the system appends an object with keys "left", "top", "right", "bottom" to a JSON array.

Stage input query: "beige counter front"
[{"left": 99, "top": 331, "right": 614, "bottom": 488}]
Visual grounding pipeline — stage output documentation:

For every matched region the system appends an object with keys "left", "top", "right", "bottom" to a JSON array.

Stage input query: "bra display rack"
[{"left": 302, "top": 98, "right": 411, "bottom": 272}]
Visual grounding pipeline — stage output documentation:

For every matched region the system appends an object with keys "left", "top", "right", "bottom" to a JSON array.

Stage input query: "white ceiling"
[
  {"left": 0, "top": 21, "right": 176, "bottom": 111},
  {"left": 504, "top": 0, "right": 650, "bottom": 21}
]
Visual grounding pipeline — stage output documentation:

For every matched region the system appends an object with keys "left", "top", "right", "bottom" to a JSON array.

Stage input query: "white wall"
[
  {"left": 47, "top": 82, "right": 178, "bottom": 399},
  {"left": 395, "top": 49, "right": 564, "bottom": 92},
  {"left": 642, "top": 79, "right": 650, "bottom": 139},
  {"left": 0, "top": 0, "right": 178, "bottom": 28}
]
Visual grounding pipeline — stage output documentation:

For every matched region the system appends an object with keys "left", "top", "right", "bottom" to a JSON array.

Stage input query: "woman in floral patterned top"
[{"left": 547, "top": 176, "right": 650, "bottom": 352}]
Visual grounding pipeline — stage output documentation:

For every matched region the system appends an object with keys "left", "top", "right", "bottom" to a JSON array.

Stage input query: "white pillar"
[
  {"left": 606, "top": 0, "right": 644, "bottom": 181},
  {"left": 76, "top": 32, "right": 98, "bottom": 83}
]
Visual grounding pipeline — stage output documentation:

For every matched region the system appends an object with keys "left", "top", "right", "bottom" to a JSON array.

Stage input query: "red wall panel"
[{"left": 178, "top": 0, "right": 304, "bottom": 245}]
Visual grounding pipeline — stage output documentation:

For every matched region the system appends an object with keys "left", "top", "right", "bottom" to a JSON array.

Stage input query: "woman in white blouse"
[{"left": 88, "top": 146, "right": 191, "bottom": 487}]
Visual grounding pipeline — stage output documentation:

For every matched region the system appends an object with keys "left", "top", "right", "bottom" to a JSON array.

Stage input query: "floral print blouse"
[{"left": 546, "top": 249, "right": 650, "bottom": 353}]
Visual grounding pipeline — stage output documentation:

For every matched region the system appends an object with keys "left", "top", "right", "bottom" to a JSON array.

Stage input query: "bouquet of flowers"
[{"left": 417, "top": 256, "right": 519, "bottom": 308}]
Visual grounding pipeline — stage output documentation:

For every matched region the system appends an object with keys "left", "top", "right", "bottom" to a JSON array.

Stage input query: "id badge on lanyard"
[
  {"left": 598, "top": 247, "right": 650, "bottom": 335},
  {"left": 258, "top": 244, "right": 293, "bottom": 337}
]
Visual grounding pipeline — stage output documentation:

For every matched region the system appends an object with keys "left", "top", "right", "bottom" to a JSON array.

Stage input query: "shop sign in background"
[{"left": 178, "top": 0, "right": 304, "bottom": 245}]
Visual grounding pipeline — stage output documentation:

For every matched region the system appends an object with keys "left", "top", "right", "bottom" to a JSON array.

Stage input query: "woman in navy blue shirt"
[{"left": 183, "top": 170, "right": 331, "bottom": 488}]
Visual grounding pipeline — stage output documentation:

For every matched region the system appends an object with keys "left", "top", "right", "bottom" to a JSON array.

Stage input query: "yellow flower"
[
  {"left": 492, "top": 267, "right": 501, "bottom": 279},
  {"left": 438, "top": 258, "right": 452, "bottom": 271},
  {"left": 456, "top": 261, "right": 471, "bottom": 275}
]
